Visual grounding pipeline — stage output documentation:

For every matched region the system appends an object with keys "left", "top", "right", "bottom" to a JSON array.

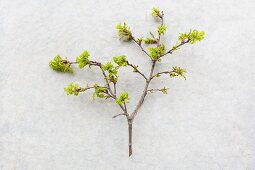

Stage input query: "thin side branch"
[
  {"left": 78, "top": 86, "right": 95, "bottom": 92},
  {"left": 131, "top": 36, "right": 151, "bottom": 57},
  {"left": 157, "top": 11, "right": 164, "bottom": 46},
  {"left": 160, "top": 39, "right": 190, "bottom": 58},
  {"left": 112, "top": 113, "right": 128, "bottom": 119},
  {"left": 127, "top": 62, "right": 147, "bottom": 80},
  {"left": 90, "top": 60, "right": 116, "bottom": 98},
  {"left": 147, "top": 89, "right": 163, "bottom": 93},
  {"left": 151, "top": 71, "right": 173, "bottom": 79},
  {"left": 63, "top": 59, "right": 127, "bottom": 113}
]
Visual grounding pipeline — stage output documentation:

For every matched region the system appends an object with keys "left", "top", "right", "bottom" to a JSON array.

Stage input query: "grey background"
[{"left": 0, "top": 0, "right": 255, "bottom": 169}]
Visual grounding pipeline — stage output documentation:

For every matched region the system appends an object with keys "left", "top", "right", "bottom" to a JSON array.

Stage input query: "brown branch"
[
  {"left": 131, "top": 36, "right": 151, "bottom": 57},
  {"left": 157, "top": 11, "right": 164, "bottom": 46},
  {"left": 112, "top": 113, "right": 128, "bottom": 119},
  {"left": 151, "top": 71, "right": 173, "bottom": 79},
  {"left": 61, "top": 59, "right": 127, "bottom": 114},
  {"left": 129, "top": 11, "right": 165, "bottom": 120},
  {"left": 160, "top": 39, "right": 190, "bottom": 58},
  {"left": 89, "top": 61, "right": 116, "bottom": 98},
  {"left": 130, "top": 60, "right": 157, "bottom": 119},
  {"left": 127, "top": 62, "right": 147, "bottom": 80},
  {"left": 78, "top": 86, "right": 95, "bottom": 92},
  {"left": 113, "top": 83, "right": 117, "bottom": 96},
  {"left": 147, "top": 89, "right": 163, "bottom": 93}
]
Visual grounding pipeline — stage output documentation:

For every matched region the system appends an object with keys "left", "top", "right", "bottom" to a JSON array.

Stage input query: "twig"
[
  {"left": 160, "top": 39, "right": 190, "bottom": 58},
  {"left": 147, "top": 89, "right": 162, "bottom": 93},
  {"left": 127, "top": 62, "right": 147, "bottom": 81},
  {"left": 157, "top": 11, "right": 164, "bottom": 46},
  {"left": 131, "top": 36, "right": 151, "bottom": 57},
  {"left": 112, "top": 113, "right": 128, "bottom": 118},
  {"left": 78, "top": 86, "right": 95, "bottom": 92},
  {"left": 130, "top": 60, "right": 157, "bottom": 119},
  {"left": 151, "top": 71, "right": 173, "bottom": 79}
]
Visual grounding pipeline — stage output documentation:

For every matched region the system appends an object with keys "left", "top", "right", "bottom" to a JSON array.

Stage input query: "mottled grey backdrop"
[{"left": 0, "top": 0, "right": 254, "bottom": 169}]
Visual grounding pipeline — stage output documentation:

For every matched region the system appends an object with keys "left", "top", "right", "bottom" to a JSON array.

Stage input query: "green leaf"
[
  {"left": 151, "top": 7, "right": 160, "bottom": 18},
  {"left": 157, "top": 25, "right": 167, "bottom": 35},
  {"left": 116, "top": 22, "right": 132, "bottom": 41},
  {"left": 49, "top": 55, "right": 73, "bottom": 73},
  {"left": 170, "top": 67, "right": 187, "bottom": 79},
  {"left": 102, "top": 62, "right": 118, "bottom": 83},
  {"left": 113, "top": 55, "right": 128, "bottom": 67},
  {"left": 93, "top": 84, "right": 108, "bottom": 99},
  {"left": 178, "top": 29, "right": 205, "bottom": 44},
  {"left": 161, "top": 87, "right": 169, "bottom": 94},
  {"left": 64, "top": 83, "right": 80, "bottom": 96},
  {"left": 132, "top": 65, "right": 139, "bottom": 72},
  {"left": 76, "top": 50, "right": 90, "bottom": 69},
  {"left": 148, "top": 44, "right": 166, "bottom": 60},
  {"left": 116, "top": 92, "right": 129, "bottom": 105},
  {"left": 144, "top": 37, "right": 157, "bottom": 44},
  {"left": 137, "top": 38, "right": 143, "bottom": 45}
]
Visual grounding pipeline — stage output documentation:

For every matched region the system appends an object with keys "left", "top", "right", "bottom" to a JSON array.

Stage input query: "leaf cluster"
[
  {"left": 93, "top": 84, "right": 108, "bottom": 99},
  {"left": 161, "top": 87, "right": 169, "bottom": 94},
  {"left": 76, "top": 50, "right": 90, "bottom": 68},
  {"left": 102, "top": 62, "right": 119, "bottom": 83},
  {"left": 113, "top": 55, "right": 128, "bottom": 67},
  {"left": 157, "top": 25, "right": 167, "bottom": 35},
  {"left": 116, "top": 22, "right": 132, "bottom": 41},
  {"left": 49, "top": 55, "right": 73, "bottom": 73},
  {"left": 64, "top": 83, "right": 80, "bottom": 96},
  {"left": 148, "top": 44, "right": 166, "bottom": 60},
  {"left": 116, "top": 92, "right": 129, "bottom": 105},
  {"left": 170, "top": 67, "right": 187, "bottom": 79},
  {"left": 179, "top": 29, "right": 205, "bottom": 44},
  {"left": 151, "top": 7, "right": 162, "bottom": 18}
]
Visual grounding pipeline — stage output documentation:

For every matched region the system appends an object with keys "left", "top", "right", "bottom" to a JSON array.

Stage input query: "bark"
[
  {"left": 128, "top": 119, "right": 133, "bottom": 156},
  {"left": 128, "top": 60, "right": 156, "bottom": 156}
]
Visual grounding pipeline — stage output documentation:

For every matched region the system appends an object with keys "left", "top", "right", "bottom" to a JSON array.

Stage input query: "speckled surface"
[{"left": 0, "top": 0, "right": 255, "bottom": 169}]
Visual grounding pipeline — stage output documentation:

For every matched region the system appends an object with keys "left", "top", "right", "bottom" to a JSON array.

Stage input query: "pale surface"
[{"left": 0, "top": 0, "right": 255, "bottom": 169}]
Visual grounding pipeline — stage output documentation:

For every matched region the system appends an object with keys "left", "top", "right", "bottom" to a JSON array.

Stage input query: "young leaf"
[
  {"left": 178, "top": 29, "right": 205, "bottom": 44},
  {"left": 170, "top": 67, "right": 187, "bottom": 79},
  {"left": 113, "top": 55, "right": 128, "bottom": 67},
  {"left": 144, "top": 37, "right": 157, "bottom": 44},
  {"left": 64, "top": 83, "right": 80, "bottom": 96},
  {"left": 49, "top": 55, "right": 73, "bottom": 73},
  {"left": 161, "top": 87, "right": 169, "bottom": 94},
  {"left": 93, "top": 84, "right": 108, "bottom": 99},
  {"left": 148, "top": 44, "right": 166, "bottom": 60},
  {"left": 151, "top": 7, "right": 160, "bottom": 18},
  {"left": 116, "top": 92, "right": 129, "bottom": 105},
  {"left": 116, "top": 22, "right": 132, "bottom": 41},
  {"left": 157, "top": 25, "right": 167, "bottom": 35},
  {"left": 76, "top": 50, "right": 90, "bottom": 69},
  {"left": 102, "top": 62, "right": 118, "bottom": 83}
]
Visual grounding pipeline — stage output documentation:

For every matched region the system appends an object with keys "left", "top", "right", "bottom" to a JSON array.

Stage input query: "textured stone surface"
[{"left": 0, "top": 0, "right": 255, "bottom": 169}]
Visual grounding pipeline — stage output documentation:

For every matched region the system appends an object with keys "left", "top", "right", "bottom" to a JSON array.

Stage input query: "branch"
[
  {"left": 160, "top": 39, "right": 190, "bottom": 58},
  {"left": 78, "top": 86, "right": 95, "bottom": 92},
  {"left": 147, "top": 89, "right": 162, "bottom": 93},
  {"left": 151, "top": 71, "right": 173, "bottom": 79},
  {"left": 127, "top": 62, "right": 147, "bottom": 80},
  {"left": 112, "top": 113, "right": 128, "bottom": 119},
  {"left": 130, "top": 60, "right": 157, "bottom": 119},
  {"left": 131, "top": 36, "right": 151, "bottom": 57},
  {"left": 147, "top": 87, "right": 168, "bottom": 94},
  {"left": 89, "top": 60, "right": 116, "bottom": 98},
  {"left": 61, "top": 59, "right": 127, "bottom": 113},
  {"left": 157, "top": 11, "right": 164, "bottom": 46}
]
